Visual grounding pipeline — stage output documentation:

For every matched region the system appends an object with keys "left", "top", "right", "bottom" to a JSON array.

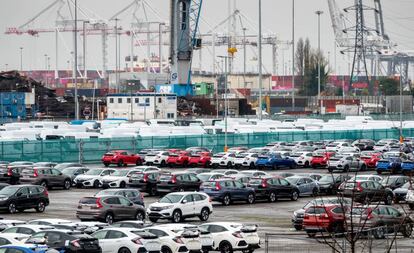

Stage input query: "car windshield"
[
  {"left": 381, "top": 177, "right": 399, "bottom": 185},
  {"left": 159, "top": 194, "right": 183, "bottom": 203},
  {"left": 290, "top": 153, "right": 302, "bottom": 157},
  {"left": 353, "top": 176, "right": 369, "bottom": 181},
  {"left": 0, "top": 186, "right": 19, "bottom": 196},
  {"left": 383, "top": 153, "right": 399, "bottom": 159},
  {"left": 286, "top": 177, "right": 301, "bottom": 184},
  {"left": 85, "top": 169, "right": 103, "bottom": 175},
  {"left": 61, "top": 168, "right": 77, "bottom": 176},
  {"left": 319, "top": 175, "right": 335, "bottom": 183},
  {"left": 197, "top": 174, "right": 212, "bottom": 182},
  {"left": 96, "top": 190, "right": 116, "bottom": 196},
  {"left": 236, "top": 153, "right": 248, "bottom": 158},
  {"left": 112, "top": 170, "right": 130, "bottom": 177}
]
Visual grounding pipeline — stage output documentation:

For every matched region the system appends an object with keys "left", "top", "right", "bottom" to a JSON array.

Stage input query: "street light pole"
[
  {"left": 316, "top": 10, "right": 323, "bottom": 113},
  {"left": 400, "top": 65, "right": 403, "bottom": 143},
  {"left": 19, "top": 47, "right": 23, "bottom": 71},
  {"left": 218, "top": 56, "right": 229, "bottom": 152},
  {"left": 74, "top": 0, "right": 79, "bottom": 120},
  {"left": 291, "top": 0, "right": 296, "bottom": 111},
  {"left": 258, "top": 0, "right": 263, "bottom": 120}
]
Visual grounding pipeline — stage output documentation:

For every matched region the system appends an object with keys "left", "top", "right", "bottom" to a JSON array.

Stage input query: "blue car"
[
  {"left": 0, "top": 245, "right": 50, "bottom": 253},
  {"left": 376, "top": 157, "right": 403, "bottom": 174},
  {"left": 285, "top": 176, "right": 320, "bottom": 197},
  {"left": 200, "top": 179, "right": 256, "bottom": 206},
  {"left": 401, "top": 160, "right": 414, "bottom": 175},
  {"left": 255, "top": 153, "right": 297, "bottom": 169}
]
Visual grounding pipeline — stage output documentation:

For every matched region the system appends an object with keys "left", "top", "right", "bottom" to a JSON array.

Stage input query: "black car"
[
  {"left": 26, "top": 230, "right": 101, "bottom": 253},
  {"left": 156, "top": 172, "right": 202, "bottom": 194},
  {"left": 54, "top": 163, "right": 85, "bottom": 171},
  {"left": 318, "top": 174, "right": 351, "bottom": 195},
  {"left": 0, "top": 185, "right": 49, "bottom": 213},
  {"left": 128, "top": 170, "right": 161, "bottom": 196},
  {"left": 95, "top": 189, "right": 145, "bottom": 206},
  {"left": 61, "top": 167, "right": 90, "bottom": 185},
  {"left": 339, "top": 180, "right": 394, "bottom": 205},
  {"left": 248, "top": 177, "right": 300, "bottom": 202},
  {"left": 0, "top": 165, "right": 29, "bottom": 185},
  {"left": 352, "top": 139, "right": 375, "bottom": 151},
  {"left": 381, "top": 175, "right": 410, "bottom": 190},
  {"left": 186, "top": 168, "right": 211, "bottom": 174}
]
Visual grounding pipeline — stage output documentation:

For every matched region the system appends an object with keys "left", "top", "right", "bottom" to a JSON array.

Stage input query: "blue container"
[{"left": 155, "top": 84, "right": 194, "bottom": 96}]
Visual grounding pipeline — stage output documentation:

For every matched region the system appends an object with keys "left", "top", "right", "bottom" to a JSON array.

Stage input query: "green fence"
[{"left": 1, "top": 128, "right": 413, "bottom": 163}]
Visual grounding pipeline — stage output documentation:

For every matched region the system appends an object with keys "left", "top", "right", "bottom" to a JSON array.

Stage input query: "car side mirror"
[
  {"left": 129, "top": 202, "right": 134, "bottom": 206},
  {"left": 16, "top": 192, "right": 22, "bottom": 197},
  {"left": 182, "top": 199, "right": 188, "bottom": 204}
]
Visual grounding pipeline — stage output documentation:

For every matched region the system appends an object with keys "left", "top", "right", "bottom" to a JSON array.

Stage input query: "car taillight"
[
  {"left": 43, "top": 189, "right": 49, "bottom": 197},
  {"left": 71, "top": 239, "right": 81, "bottom": 248},
  {"left": 7, "top": 168, "right": 12, "bottom": 176},
  {"left": 261, "top": 180, "right": 268, "bottom": 188},
  {"left": 215, "top": 182, "right": 221, "bottom": 191},
  {"left": 140, "top": 192, "right": 144, "bottom": 200},
  {"left": 33, "top": 169, "right": 39, "bottom": 177},
  {"left": 321, "top": 213, "right": 329, "bottom": 219},
  {"left": 232, "top": 232, "right": 243, "bottom": 238},
  {"left": 209, "top": 197, "right": 212, "bottom": 202},
  {"left": 356, "top": 183, "right": 363, "bottom": 192},
  {"left": 132, "top": 237, "right": 143, "bottom": 245},
  {"left": 171, "top": 175, "right": 177, "bottom": 184},
  {"left": 96, "top": 198, "right": 103, "bottom": 209},
  {"left": 173, "top": 236, "right": 185, "bottom": 244},
  {"left": 143, "top": 174, "right": 149, "bottom": 182}
]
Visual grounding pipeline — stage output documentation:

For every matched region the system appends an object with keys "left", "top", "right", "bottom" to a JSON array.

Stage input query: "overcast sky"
[{"left": 0, "top": 0, "right": 413, "bottom": 77}]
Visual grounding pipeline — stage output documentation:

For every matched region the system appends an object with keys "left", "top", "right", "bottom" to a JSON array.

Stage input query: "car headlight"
[
  {"left": 159, "top": 205, "right": 174, "bottom": 210},
  {"left": 406, "top": 191, "right": 414, "bottom": 201},
  {"left": 0, "top": 197, "right": 8, "bottom": 201}
]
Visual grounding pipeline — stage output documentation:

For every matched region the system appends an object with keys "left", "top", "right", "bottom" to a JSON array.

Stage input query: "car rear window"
[
  {"left": 201, "top": 182, "right": 216, "bottom": 188},
  {"left": 131, "top": 231, "right": 158, "bottom": 239},
  {"left": 104, "top": 153, "right": 114, "bottom": 156},
  {"left": 305, "top": 207, "right": 327, "bottom": 214},
  {"left": 79, "top": 197, "right": 97, "bottom": 204},
  {"left": 249, "top": 179, "right": 263, "bottom": 185},
  {"left": 159, "top": 174, "right": 172, "bottom": 181}
]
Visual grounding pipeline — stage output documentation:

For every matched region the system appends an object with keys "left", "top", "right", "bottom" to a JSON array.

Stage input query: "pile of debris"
[{"left": 0, "top": 71, "right": 92, "bottom": 119}]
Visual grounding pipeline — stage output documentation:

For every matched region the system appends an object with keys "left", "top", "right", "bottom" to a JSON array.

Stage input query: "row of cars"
[{"left": 0, "top": 218, "right": 260, "bottom": 253}]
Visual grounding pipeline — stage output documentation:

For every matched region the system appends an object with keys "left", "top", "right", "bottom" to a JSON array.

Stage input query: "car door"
[
  {"left": 118, "top": 196, "right": 136, "bottom": 219},
  {"left": 45, "top": 231, "right": 65, "bottom": 250},
  {"left": 51, "top": 168, "right": 64, "bottom": 186},
  {"left": 192, "top": 193, "right": 205, "bottom": 214},
  {"left": 15, "top": 186, "right": 30, "bottom": 209},
  {"left": 275, "top": 178, "right": 290, "bottom": 197},
  {"left": 92, "top": 230, "right": 109, "bottom": 253},
  {"left": 28, "top": 186, "right": 42, "bottom": 207},
  {"left": 233, "top": 180, "right": 247, "bottom": 200},
  {"left": 103, "top": 197, "right": 124, "bottom": 218},
  {"left": 104, "top": 230, "right": 128, "bottom": 253},
  {"left": 181, "top": 194, "right": 195, "bottom": 216},
  {"left": 188, "top": 174, "right": 201, "bottom": 191}
]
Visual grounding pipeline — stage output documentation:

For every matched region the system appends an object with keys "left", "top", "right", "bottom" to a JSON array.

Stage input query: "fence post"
[
  {"left": 78, "top": 140, "right": 84, "bottom": 164},
  {"left": 264, "top": 234, "right": 268, "bottom": 253},
  {"left": 151, "top": 136, "right": 154, "bottom": 149}
]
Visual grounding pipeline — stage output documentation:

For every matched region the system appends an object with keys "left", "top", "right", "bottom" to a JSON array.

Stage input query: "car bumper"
[
  {"left": 75, "top": 180, "right": 98, "bottom": 188},
  {"left": 147, "top": 211, "right": 173, "bottom": 220},
  {"left": 76, "top": 211, "right": 104, "bottom": 221},
  {"left": 101, "top": 181, "right": 120, "bottom": 188}
]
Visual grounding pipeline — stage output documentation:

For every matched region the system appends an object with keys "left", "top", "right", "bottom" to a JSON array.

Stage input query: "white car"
[
  {"left": 338, "top": 146, "right": 360, "bottom": 154},
  {"left": 199, "top": 222, "right": 260, "bottom": 253},
  {"left": 210, "top": 153, "right": 226, "bottom": 168},
  {"left": 92, "top": 227, "right": 161, "bottom": 253},
  {"left": 2, "top": 225, "right": 54, "bottom": 236},
  {"left": 147, "top": 192, "right": 213, "bottom": 223},
  {"left": 100, "top": 169, "right": 141, "bottom": 188},
  {"left": 144, "top": 151, "right": 170, "bottom": 166},
  {"left": 233, "top": 153, "right": 259, "bottom": 168},
  {"left": 27, "top": 219, "right": 72, "bottom": 225},
  {"left": 290, "top": 152, "right": 313, "bottom": 167},
  {"left": 197, "top": 172, "right": 224, "bottom": 182},
  {"left": 74, "top": 168, "right": 116, "bottom": 188},
  {"left": 373, "top": 143, "right": 390, "bottom": 152},
  {"left": 131, "top": 166, "right": 161, "bottom": 172},
  {"left": 145, "top": 225, "right": 189, "bottom": 253},
  {"left": 239, "top": 170, "right": 268, "bottom": 178},
  {"left": 406, "top": 189, "right": 414, "bottom": 210},
  {"left": 0, "top": 233, "right": 30, "bottom": 244},
  {"left": 326, "top": 142, "right": 350, "bottom": 152},
  {"left": 350, "top": 175, "right": 383, "bottom": 182},
  {"left": 218, "top": 153, "right": 236, "bottom": 167},
  {"left": 0, "top": 220, "right": 26, "bottom": 231}
]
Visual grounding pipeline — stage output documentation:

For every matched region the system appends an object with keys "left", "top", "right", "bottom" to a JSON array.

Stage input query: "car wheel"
[
  {"left": 135, "top": 211, "right": 145, "bottom": 221},
  {"left": 103, "top": 163, "right": 110, "bottom": 167},
  {"left": 36, "top": 201, "right": 46, "bottom": 213},
  {"left": 93, "top": 180, "right": 100, "bottom": 188},
  {"left": 178, "top": 187, "right": 185, "bottom": 192},
  {"left": 242, "top": 250, "right": 254, "bottom": 253},
  {"left": 149, "top": 217, "right": 158, "bottom": 223},
  {"left": 63, "top": 179, "right": 71, "bottom": 190},
  {"left": 328, "top": 167, "right": 333, "bottom": 173},
  {"left": 161, "top": 247, "right": 173, "bottom": 253},
  {"left": 409, "top": 203, "right": 414, "bottom": 210},
  {"left": 394, "top": 198, "right": 400, "bottom": 204},
  {"left": 149, "top": 187, "right": 156, "bottom": 196},
  {"left": 118, "top": 247, "right": 131, "bottom": 253},
  {"left": 246, "top": 193, "right": 255, "bottom": 204},
  {"left": 291, "top": 191, "right": 299, "bottom": 201},
  {"left": 219, "top": 241, "right": 233, "bottom": 253},
  {"left": 172, "top": 210, "right": 182, "bottom": 223},
  {"left": 401, "top": 223, "right": 413, "bottom": 237},
  {"left": 384, "top": 194, "right": 393, "bottom": 205},
  {"left": 160, "top": 160, "right": 166, "bottom": 167},
  {"left": 8, "top": 202, "right": 17, "bottom": 214},
  {"left": 304, "top": 161, "right": 310, "bottom": 168},
  {"left": 344, "top": 165, "right": 349, "bottom": 172},
  {"left": 307, "top": 232, "right": 316, "bottom": 238},
  {"left": 105, "top": 213, "right": 114, "bottom": 224},
  {"left": 222, "top": 194, "right": 231, "bottom": 206},
  {"left": 294, "top": 225, "right": 302, "bottom": 231},
  {"left": 361, "top": 164, "right": 367, "bottom": 171},
  {"left": 374, "top": 226, "right": 386, "bottom": 239},
  {"left": 227, "top": 162, "right": 232, "bottom": 168},
  {"left": 136, "top": 160, "right": 142, "bottom": 166},
  {"left": 272, "top": 164, "right": 278, "bottom": 170},
  {"left": 290, "top": 163, "right": 297, "bottom": 169},
  {"left": 199, "top": 207, "right": 210, "bottom": 221},
  {"left": 312, "top": 188, "right": 319, "bottom": 197},
  {"left": 117, "top": 160, "right": 124, "bottom": 167},
  {"left": 40, "top": 181, "right": 48, "bottom": 189},
  {"left": 17, "top": 208, "right": 25, "bottom": 213},
  {"left": 249, "top": 162, "right": 255, "bottom": 169},
  {"left": 377, "top": 170, "right": 382, "bottom": 175},
  {"left": 268, "top": 192, "right": 277, "bottom": 203},
  {"left": 120, "top": 181, "right": 126, "bottom": 188}
]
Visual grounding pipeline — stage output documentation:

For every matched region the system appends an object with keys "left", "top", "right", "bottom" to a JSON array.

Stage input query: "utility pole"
[
  {"left": 291, "top": 0, "right": 295, "bottom": 111},
  {"left": 400, "top": 65, "right": 403, "bottom": 143},
  {"left": 316, "top": 10, "right": 323, "bottom": 113},
  {"left": 74, "top": 0, "right": 79, "bottom": 120},
  {"left": 243, "top": 28, "right": 247, "bottom": 89},
  {"left": 218, "top": 56, "right": 229, "bottom": 152},
  {"left": 83, "top": 21, "right": 89, "bottom": 80},
  {"left": 19, "top": 47, "right": 23, "bottom": 71},
  {"left": 159, "top": 23, "right": 165, "bottom": 74},
  {"left": 258, "top": 0, "right": 263, "bottom": 120},
  {"left": 44, "top": 54, "right": 48, "bottom": 87},
  {"left": 114, "top": 18, "right": 119, "bottom": 93}
]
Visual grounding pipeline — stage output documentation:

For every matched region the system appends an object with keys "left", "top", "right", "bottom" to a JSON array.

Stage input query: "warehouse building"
[{"left": 106, "top": 93, "right": 177, "bottom": 121}]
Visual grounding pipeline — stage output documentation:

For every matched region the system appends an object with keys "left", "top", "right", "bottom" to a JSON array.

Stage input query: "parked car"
[
  {"left": 95, "top": 188, "right": 144, "bottom": 206},
  {"left": 290, "top": 152, "right": 313, "bottom": 168},
  {"left": 200, "top": 179, "right": 256, "bottom": 206},
  {"left": 286, "top": 176, "right": 319, "bottom": 197},
  {"left": 376, "top": 154, "right": 403, "bottom": 174},
  {"left": 0, "top": 165, "right": 19, "bottom": 185},
  {"left": 2, "top": 224, "right": 54, "bottom": 236},
  {"left": 33, "top": 162, "right": 57, "bottom": 168},
  {"left": 233, "top": 153, "right": 259, "bottom": 169},
  {"left": 127, "top": 170, "right": 161, "bottom": 196},
  {"left": 349, "top": 175, "right": 382, "bottom": 182},
  {"left": 360, "top": 151, "right": 382, "bottom": 168},
  {"left": 0, "top": 220, "right": 26, "bottom": 231},
  {"left": 0, "top": 234, "right": 30, "bottom": 246},
  {"left": 393, "top": 181, "right": 413, "bottom": 203},
  {"left": 111, "top": 220, "right": 144, "bottom": 229},
  {"left": 54, "top": 163, "right": 85, "bottom": 171},
  {"left": 310, "top": 151, "right": 335, "bottom": 168},
  {"left": 210, "top": 152, "right": 236, "bottom": 168},
  {"left": 317, "top": 174, "right": 351, "bottom": 195},
  {"left": 61, "top": 167, "right": 89, "bottom": 185},
  {"left": 401, "top": 159, "right": 414, "bottom": 175},
  {"left": 74, "top": 168, "right": 116, "bottom": 188},
  {"left": 291, "top": 197, "right": 351, "bottom": 231},
  {"left": 197, "top": 172, "right": 224, "bottom": 182},
  {"left": 303, "top": 204, "right": 347, "bottom": 237},
  {"left": 210, "top": 169, "right": 239, "bottom": 176},
  {"left": 185, "top": 168, "right": 211, "bottom": 174},
  {"left": 338, "top": 180, "right": 394, "bottom": 205},
  {"left": 185, "top": 147, "right": 211, "bottom": 153},
  {"left": 144, "top": 226, "right": 192, "bottom": 253},
  {"left": 352, "top": 139, "right": 375, "bottom": 151},
  {"left": 255, "top": 153, "right": 297, "bottom": 169},
  {"left": 144, "top": 151, "right": 170, "bottom": 167},
  {"left": 225, "top": 174, "right": 252, "bottom": 186},
  {"left": 100, "top": 169, "right": 141, "bottom": 188},
  {"left": 147, "top": 192, "right": 213, "bottom": 223},
  {"left": 327, "top": 155, "right": 367, "bottom": 172},
  {"left": 19, "top": 167, "right": 72, "bottom": 190},
  {"left": 188, "top": 152, "right": 212, "bottom": 167},
  {"left": 91, "top": 227, "right": 160, "bottom": 253},
  {"left": 199, "top": 222, "right": 260, "bottom": 253},
  {"left": 26, "top": 230, "right": 102, "bottom": 253},
  {"left": 28, "top": 219, "right": 71, "bottom": 226},
  {"left": 0, "top": 185, "right": 49, "bottom": 214},
  {"left": 166, "top": 151, "right": 191, "bottom": 167},
  {"left": 346, "top": 205, "right": 413, "bottom": 239},
  {"left": 76, "top": 195, "right": 146, "bottom": 224},
  {"left": 248, "top": 176, "right": 299, "bottom": 202},
  {"left": 156, "top": 172, "right": 202, "bottom": 194},
  {"left": 102, "top": 150, "right": 143, "bottom": 167},
  {"left": 380, "top": 175, "right": 410, "bottom": 190}
]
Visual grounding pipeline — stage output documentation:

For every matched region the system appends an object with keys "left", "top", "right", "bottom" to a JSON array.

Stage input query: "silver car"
[{"left": 327, "top": 155, "right": 367, "bottom": 172}]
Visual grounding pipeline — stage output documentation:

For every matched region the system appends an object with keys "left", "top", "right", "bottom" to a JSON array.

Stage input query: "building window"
[
  {"left": 167, "top": 113, "right": 175, "bottom": 119},
  {"left": 127, "top": 98, "right": 131, "bottom": 103},
  {"left": 145, "top": 98, "right": 150, "bottom": 104},
  {"left": 109, "top": 98, "right": 114, "bottom": 103},
  {"left": 135, "top": 98, "right": 139, "bottom": 104},
  {"left": 158, "top": 97, "right": 162, "bottom": 103},
  {"left": 118, "top": 98, "right": 122, "bottom": 103}
]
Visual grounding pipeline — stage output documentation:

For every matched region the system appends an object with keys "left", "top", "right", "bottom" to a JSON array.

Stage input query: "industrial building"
[{"left": 106, "top": 93, "right": 177, "bottom": 121}]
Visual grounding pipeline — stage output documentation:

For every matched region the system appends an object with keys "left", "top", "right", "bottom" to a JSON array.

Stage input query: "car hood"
[
  {"left": 75, "top": 175, "right": 100, "bottom": 180},
  {"left": 101, "top": 175, "right": 124, "bottom": 181},
  {"left": 149, "top": 202, "right": 175, "bottom": 208},
  {"left": 394, "top": 188, "right": 408, "bottom": 194}
]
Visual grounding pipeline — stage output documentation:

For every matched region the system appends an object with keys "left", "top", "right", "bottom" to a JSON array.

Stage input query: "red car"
[
  {"left": 188, "top": 152, "right": 212, "bottom": 167},
  {"left": 303, "top": 204, "right": 346, "bottom": 237},
  {"left": 167, "top": 151, "right": 190, "bottom": 167},
  {"left": 102, "top": 150, "right": 143, "bottom": 167},
  {"left": 360, "top": 152, "right": 382, "bottom": 168},
  {"left": 311, "top": 151, "right": 335, "bottom": 168}
]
